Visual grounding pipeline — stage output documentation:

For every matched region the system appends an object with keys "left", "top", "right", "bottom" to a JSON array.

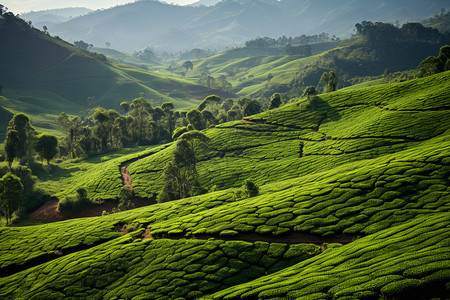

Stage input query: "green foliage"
[
  {"left": 242, "top": 179, "right": 259, "bottom": 198},
  {"left": 57, "top": 187, "right": 91, "bottom": 213},
  {"left": 34, "top": 133, "right": 58, "bottom": 164},
  {"left": 0, "top": 172, "right": 23, "bottom": 224},
  {"left": 118, "top": 186, "right": 135, "bottom": 211},
  {"left": 418, "top": 45, "right": 450, "bottom": 77}
]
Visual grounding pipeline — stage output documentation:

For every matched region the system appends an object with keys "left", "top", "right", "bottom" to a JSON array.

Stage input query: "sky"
[{"left": 2, "top": 0, "right": 198, "bottom": 14}]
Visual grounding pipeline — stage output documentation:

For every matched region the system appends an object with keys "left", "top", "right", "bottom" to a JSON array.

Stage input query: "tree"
[
  {"left": 319, "top": 71, "right": 337, "bottom": 92},
  {"left": 0, "top": 172, "right": 23, "bottom": 225},
  {"left": 129, "top": 97, "right": 154, "bottom": 144},
  {"left": 243, "top": 100, "right": 262, "bottom": 116},
  {"left": 302, "top": 86, "right": 317, "bottom": 99},
  {"left": 58, "top": 112, "right": 82, "bottom": 158},
  {"left": 182, "top": 61, "right": 194, "bottom": 72},
  {"left": 34, "top": 133, "right": 58, "bottom": 165},
  {"left": 105, "top": 42, "right": 111, "bottom": 48},
  {"left": 221, "top": 99, "right": 234, "bottom": 112},
  {"left": 267, "top": 73, "right": 274, "bottom": 83},
  {"left": 0, "top": 83, "right": 3, "bottom": 94},
  {"left": 42, "top": 25, "right": 47, "bottom": 33},
  {"left": 178, "top": 130, "right": 210, "bottom": 167},
  {"left": 157, "top": 139, "right": 199, "bottom": 203},
  {"left": 418, "top": 45, "right": 450, "bottom": 77},
  {"left": 120, "top": 101, "right": 130, "bottom": 113},
  {"left": 198, "top": 95, "right": 222, "bottom": 113},
  {"left": 270, "top": 93, "right": 282, "bottom": 109},
  {"left": 117, "top": 186, "right": 135, "bottom": 211},
  {"left": 6, "top": 113, "right": 36, "bottom": 161},
  {"left": 242, "top": 179, "right": 259, "bottom": 198},
  {"left": 161, "top": 102, "right": 175, "bottom": 135},
  {"left": 172, "top": 126, "right": 189, "bottom": 141},
  {"left": 4, "top": 130, "right": 19, "bottom": 168},
  {"left": 186, "top": 109, "right": 206, "bottom": 130},
  {"left": 74, "top": 40, "right": 91, "bottom": 50}
]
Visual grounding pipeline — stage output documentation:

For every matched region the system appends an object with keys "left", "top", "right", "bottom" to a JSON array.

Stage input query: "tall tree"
[
  {"left": 269, "top": 93, "right": 282, "bottom": 109},
  {"left": 186, "top": 109, "right": 206, "bottom": 130},
  {"left": 0, "top": 172, "right": 23, "bottom": 225},
  {"left": 4, "top": 130, "right": 19, "bottom": 168},
  {"left": 58, "top": 112, "right": 82, "bottom": 158},
  {"left": 182, "top": 61, "right": 194, "bottom": 72},
  {"left": 34, "top": 133, "right": 58, "bottom": 165},
  {"left": 6, "top": 114, "right": 36, "bottom": 161},
  {"left": 157, "top": 139, "right": 199, "bottom": 203},
  {"left": 129, "top": 97, "right": 154, "bottom": 145},
  {"left": 178, "top": 130, "right": 210, "bottom": 167}
]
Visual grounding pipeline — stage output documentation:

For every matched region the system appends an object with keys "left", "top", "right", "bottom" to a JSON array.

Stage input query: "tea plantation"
[{"left": 0, "top": 71, "right": 449, "bottom": 299}]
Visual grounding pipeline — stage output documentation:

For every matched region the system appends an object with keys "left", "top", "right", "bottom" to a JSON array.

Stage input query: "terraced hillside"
[
  {"left": 177, "top": 46, "right": 326, "bottom": 97},
  {"left": 0, "top": 71, "right": 449, "bottom": 299}
]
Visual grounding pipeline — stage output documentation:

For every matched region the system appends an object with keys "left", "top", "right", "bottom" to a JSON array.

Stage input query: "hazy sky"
[{"left": 2, "top": 0, "right": 198, "bottom": 14}]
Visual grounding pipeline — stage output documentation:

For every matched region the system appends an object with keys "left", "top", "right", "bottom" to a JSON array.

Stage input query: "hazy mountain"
[
  {"left": 20, "top": 7, "right": 92, "bottom": 30},
  {"left": 189, "top": 0, "right": 221, "bottom": 6},
  {"left": 47, "top": 0, "right": 450, "bottom": 52}
]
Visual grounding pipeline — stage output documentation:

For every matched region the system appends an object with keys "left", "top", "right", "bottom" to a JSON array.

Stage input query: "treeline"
[
  {"left": 0, "top": 114, "right": 55, "bottom": 224},
  {"left": 56, "top": 94, "right": 286, "bottom": 159},
  {"left": 288, "top": 22, "right": 450, "bottom": 96},
  {"left": 245, "top": 33, "right": 338, "bottom": 48},
  {"left": 355, "top": 21, "right": 449, "bottom": 46}
]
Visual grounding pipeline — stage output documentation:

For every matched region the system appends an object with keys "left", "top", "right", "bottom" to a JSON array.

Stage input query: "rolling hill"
[
  {"left": 0, "top": 13, "right": 233, "bottom": 138},
  {"left": 1, "top": 71, "right": 447, "bottom": 298}
]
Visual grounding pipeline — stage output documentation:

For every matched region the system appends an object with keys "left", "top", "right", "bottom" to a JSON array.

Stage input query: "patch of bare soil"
[{"left": 26, "top": 200, "right": 117, "bottom": 223}]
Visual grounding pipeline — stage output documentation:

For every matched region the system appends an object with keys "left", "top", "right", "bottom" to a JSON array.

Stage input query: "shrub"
[{"left": 58, "top": 188, "right": 91, "bottom": 213}]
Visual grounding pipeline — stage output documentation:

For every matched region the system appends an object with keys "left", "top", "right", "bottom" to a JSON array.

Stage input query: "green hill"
[
  {"left": 0, "top": 14, "right": 233, "bottom": 138},
  {"left": 0, "top": 71, "right": 448, "bottom": 298}
]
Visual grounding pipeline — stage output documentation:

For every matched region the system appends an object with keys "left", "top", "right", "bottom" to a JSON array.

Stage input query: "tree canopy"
[{"left": 0, "top": 172, "right": 23, "bottom": 225}]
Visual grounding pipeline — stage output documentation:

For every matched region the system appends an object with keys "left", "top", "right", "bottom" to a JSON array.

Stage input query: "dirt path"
[{"left": 121, "top": 165, "right": 133, "bottom": 190}]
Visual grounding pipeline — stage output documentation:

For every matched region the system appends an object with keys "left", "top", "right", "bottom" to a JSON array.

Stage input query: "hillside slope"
[
  {"left": 0, "top": 14, "right": 232, "bottom": 136},
  {"left": 0, "top": 71, "right": 448, "bottom": 299}
]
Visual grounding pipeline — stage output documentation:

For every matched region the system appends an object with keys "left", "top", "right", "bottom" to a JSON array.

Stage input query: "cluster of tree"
[
  {"left": 418, "top": 45, "right": 450, "bottom": 77},
  {"left": 245, "top": 33, "right": 338, "bottom": 48},
  {"left": 57, "top": 98, "right": 176, "bottom": 158},
  {"left": 74, "top": 40, "right": 93, "bottom": 50},
  {"left": 56, "top": 93, "right": 282, "bottom": 160},
  {"left": 289, "top": 22, "right": 450, "bottom": 96},
  {"left": 0, "top": 162, "right": 47, "bottom": 225},
  {"left": 197, "top": 67, "right": 233, "bottom": 92},
  {"left": 133, "top": 47, "right": 156, "bottom": 62},
  {"left": 157, "top": 131, "right": 209, "bottom": 203},
  {"left": 4, "top": 114, "right": 58, "bottom": 167},
  {"left": 355, "top": 21, "right": 449, "bottom": 46}
]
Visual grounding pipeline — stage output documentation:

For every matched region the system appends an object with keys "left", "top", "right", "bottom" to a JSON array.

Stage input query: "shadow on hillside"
[
  {"left": 307, "top": 96, "right": 340, "bottom": 126},
  {"left": 32, "top": 164, "right": 81, "bottom": 182}
]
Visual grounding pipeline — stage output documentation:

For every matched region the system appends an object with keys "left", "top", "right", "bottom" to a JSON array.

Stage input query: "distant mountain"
[
  {"left": 189, "top": 0, "right": 221, "bottom": 6},
  {"left": 47, "top": 0, "right": 450, "bottom": 52},
  {"left": 20, "top": 7, "right": 92, "bottom": 30}
]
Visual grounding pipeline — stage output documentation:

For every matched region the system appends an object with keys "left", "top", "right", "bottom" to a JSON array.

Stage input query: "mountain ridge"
[{"left": 41, "top": 0, "right": 450, "bottom": 52}]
